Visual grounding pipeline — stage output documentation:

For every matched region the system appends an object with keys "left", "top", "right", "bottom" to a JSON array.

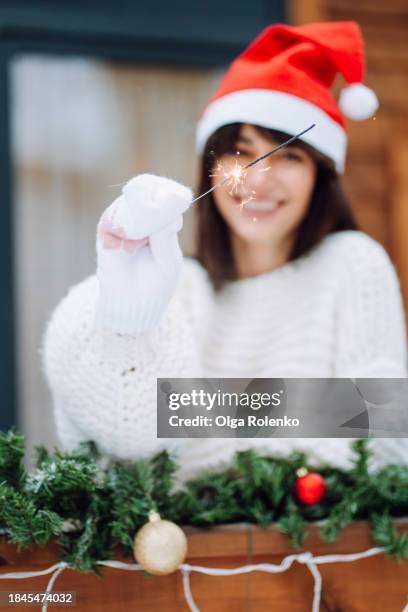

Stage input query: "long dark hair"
[{"left": 195, "top": 123, "right": 357, "bottom": 289}]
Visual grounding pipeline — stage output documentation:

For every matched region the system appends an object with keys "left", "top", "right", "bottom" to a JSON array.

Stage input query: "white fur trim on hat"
[
  {"left": 196, "top": 89, "right": 347, "bottom": 174},
  {"left": 338, "top": 83, "right": 379, "bottom": 121}
]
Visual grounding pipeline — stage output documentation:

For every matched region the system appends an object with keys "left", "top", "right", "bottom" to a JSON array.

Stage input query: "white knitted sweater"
[{"left": 42, "top": 229, "right": 408, "bottom": 483}]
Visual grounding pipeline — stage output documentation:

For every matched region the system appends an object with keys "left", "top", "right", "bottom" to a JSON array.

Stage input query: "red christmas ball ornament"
[{"left": 295, "top": 468, "right": 326, "bottom": 505}]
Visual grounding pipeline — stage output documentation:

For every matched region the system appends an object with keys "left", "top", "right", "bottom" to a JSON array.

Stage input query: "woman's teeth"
[{"left": 243, "top": 201, "right": 283, "bottom": 211}]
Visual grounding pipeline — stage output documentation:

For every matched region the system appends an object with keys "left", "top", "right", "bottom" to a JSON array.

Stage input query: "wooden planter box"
[{"left": 0, "top": 521, "right": 407, "bottom": 611}]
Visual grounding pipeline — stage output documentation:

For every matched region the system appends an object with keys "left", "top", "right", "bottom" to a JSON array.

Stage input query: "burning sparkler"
[
  {"left": 191, "top": 123, "right": 316, "bottom": 205},
  {"left": 210, "top": 156, "right": 257, "bottom": 208},
  {"left": 211, "top": 158, "right": 247, "bottom": 196}
]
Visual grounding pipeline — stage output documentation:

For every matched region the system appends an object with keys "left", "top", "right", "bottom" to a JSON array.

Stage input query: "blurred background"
[{"left": 0, "top": 1, "right": 407, "bottom": 460}]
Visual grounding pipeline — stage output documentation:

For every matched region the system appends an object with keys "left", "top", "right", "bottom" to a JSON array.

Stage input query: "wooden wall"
[
  {"left": 1, "top": 522, "right": 407, "bottom": 610},
  {"left": 289, "top": 0, "right": 408, "bottom": 329}
]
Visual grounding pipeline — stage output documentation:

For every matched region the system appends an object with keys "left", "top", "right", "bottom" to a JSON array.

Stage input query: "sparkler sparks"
[
  {"left": 191, "top": 123, "right": 315, "bottom": 205},
  {"left": 210, "top": 157, "right": 257, "bottom": 208},
  {"left": 211, "top": 158, "right": 247, "bottom": 196}
]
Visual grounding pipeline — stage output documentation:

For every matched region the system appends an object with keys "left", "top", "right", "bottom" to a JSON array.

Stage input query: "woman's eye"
[
  {"left": 235, "top": 150, "right": 251, "bottom": 157},
  {"left": 282, "top": 151, "right": 302, "bottom": 161}
]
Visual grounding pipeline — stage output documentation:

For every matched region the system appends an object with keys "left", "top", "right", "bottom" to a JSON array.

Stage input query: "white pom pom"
[{"left": 338, "top": 83, "right": 379, "bottom": 121}]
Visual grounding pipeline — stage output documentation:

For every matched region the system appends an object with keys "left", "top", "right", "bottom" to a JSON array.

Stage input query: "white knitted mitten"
[{"left": 96, "top": 174, "right": 192, "bottom": 334}]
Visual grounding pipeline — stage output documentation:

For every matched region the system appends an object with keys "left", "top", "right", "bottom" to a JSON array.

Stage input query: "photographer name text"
[{"left": 169, "top": 414, "right": 300, "bottom": 429}]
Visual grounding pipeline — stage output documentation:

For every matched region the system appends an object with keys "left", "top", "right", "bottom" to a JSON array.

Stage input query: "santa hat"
[{"left": 196, "top": 21, "right": 378, "bottom": 174}]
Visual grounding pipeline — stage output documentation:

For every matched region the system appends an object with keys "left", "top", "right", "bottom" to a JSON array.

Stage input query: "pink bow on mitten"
[{"left": 97, "top": 206, "right": 149, "bottom": 254}]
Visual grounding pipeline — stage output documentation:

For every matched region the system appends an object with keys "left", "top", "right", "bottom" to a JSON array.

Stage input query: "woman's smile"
[{"left": 239, "top": 199, "right": 286, "bottom": 216}]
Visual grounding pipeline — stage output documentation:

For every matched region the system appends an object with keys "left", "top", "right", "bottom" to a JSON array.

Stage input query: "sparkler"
[{"left": 191, "top": 123, "right": 316, "bottom": 205}]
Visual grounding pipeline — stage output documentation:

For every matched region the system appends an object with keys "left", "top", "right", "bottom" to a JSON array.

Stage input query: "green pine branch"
[{"left": 0, "top": 430, "right": 407, "bottom": 570}]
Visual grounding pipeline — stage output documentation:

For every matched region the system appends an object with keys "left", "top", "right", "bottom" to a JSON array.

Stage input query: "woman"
[{"left": 42, "top": 21, "right": 407, "bottom": 482}]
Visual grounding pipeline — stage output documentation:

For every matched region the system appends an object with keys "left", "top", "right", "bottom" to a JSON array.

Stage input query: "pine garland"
[{"left": 0, "top": 430, "right": 407, "bottom": 571}]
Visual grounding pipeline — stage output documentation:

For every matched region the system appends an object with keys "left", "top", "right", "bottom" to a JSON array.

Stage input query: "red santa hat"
[{"left": 196, "top": 21, "right": 378, "bottom": 174}]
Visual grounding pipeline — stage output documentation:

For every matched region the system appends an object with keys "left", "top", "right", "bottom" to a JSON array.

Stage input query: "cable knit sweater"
[{"left": 42, "top": 223, "right": 408, "bottom": 483}]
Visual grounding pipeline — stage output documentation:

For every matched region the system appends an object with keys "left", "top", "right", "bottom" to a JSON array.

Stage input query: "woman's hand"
[
  {"left": 97, "top": 174, "right": 192, "bottom": 251},
  {"left": 95, "top": 174, "right": 193, "bottom": 334}
]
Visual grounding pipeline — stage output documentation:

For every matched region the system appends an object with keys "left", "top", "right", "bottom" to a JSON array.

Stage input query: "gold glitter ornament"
[{"left": 133, "top": 510, "right": 188, "bottom": 575}]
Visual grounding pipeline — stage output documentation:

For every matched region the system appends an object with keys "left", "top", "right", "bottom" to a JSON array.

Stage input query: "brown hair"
[{"left": 195, "top": 123, "right": 357, "bottom": 290}]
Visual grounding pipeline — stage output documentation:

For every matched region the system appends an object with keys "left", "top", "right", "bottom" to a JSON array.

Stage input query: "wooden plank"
[
  {"left": 247, "top": 562, "right": 313, "bottom": 612},
  {"left": 335, "top": 117, "right": 385, "bottom": 162},
  {"left": 364, "top": 72, "right": 408, "bottom": 110},
  {"left": 249, "top": 552, "right": 408, "bottom": 612},
  {"left": 0, "top": 522, "right": 407, "bottom": 611},
  {"left": 342, "top": 157, "right": 388, "bottom": 246},
  {"left": 287, "top": 0, "right": 327, "bottom": 24},
  {"left": 186, "top": 523, "right": 250, "bottom": 558},
  {"left": 2, "top": 520, "right": 407, "bottom": 564},
  {"left": 328, "top": 0, "right": 408, "bottom": 15},
  {"left": 387, "top": 122, "right": 408, "bottom": 332}
]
